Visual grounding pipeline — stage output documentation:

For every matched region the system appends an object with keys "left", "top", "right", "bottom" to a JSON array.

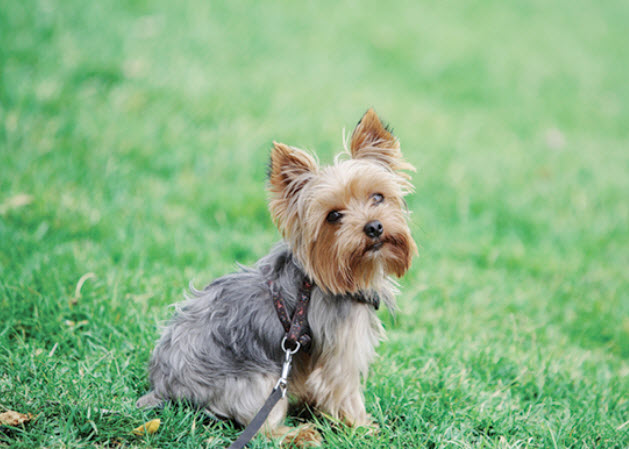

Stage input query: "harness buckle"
[{"left": 281, "top": 336, "right": 301, "bottom": 355}]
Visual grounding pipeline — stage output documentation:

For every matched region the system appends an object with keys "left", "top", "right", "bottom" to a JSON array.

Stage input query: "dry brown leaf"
[
  {"left": 0, "top": 410, "right": 33, "bottom": 426},
  {"left": 132, "top": 418, "right": 160, "bottom": 435}
]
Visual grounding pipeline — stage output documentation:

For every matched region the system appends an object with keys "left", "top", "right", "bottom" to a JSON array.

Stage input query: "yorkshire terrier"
[{"left": 137, "top": 109, "right": 417, "bottom": 446}]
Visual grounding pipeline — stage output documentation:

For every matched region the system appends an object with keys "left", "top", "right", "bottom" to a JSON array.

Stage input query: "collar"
[{"left": 351, "top": 292, "right": 381, "bottom": 310}]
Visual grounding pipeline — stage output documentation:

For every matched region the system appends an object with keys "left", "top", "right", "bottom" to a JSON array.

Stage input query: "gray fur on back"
[{"left": 140, "top": 242, "right": 390, "bottom": 423}]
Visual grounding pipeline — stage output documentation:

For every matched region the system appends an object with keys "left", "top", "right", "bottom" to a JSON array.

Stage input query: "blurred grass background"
[{"left": 1, "top": 0, "right": 628, "bottom": 447}]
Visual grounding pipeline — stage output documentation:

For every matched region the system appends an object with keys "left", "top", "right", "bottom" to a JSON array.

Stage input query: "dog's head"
[{"left": 268, "top": 109, "right": 417, "bottom": 294}]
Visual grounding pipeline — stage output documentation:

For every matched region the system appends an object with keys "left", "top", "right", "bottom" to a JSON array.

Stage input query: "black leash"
[{"left": 226, "top": 278, "right": 313, "bottom": 449}]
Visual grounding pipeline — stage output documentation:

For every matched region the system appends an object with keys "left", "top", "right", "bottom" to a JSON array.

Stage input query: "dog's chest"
[{"left": 307, "top": 291, "right": 384, "bottom": 370}]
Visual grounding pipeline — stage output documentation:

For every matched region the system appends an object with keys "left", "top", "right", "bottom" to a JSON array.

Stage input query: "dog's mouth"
[
  {"left": 364, "top": 234, "right": 401, "bottom": 254},
  {"left": 366, "top": 240, "right": 384, "bottom": 252}
]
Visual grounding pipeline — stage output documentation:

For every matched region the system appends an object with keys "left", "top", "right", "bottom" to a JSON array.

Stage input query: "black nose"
[{"left": 363, "top": 220, "right": 383, "bottom": 239}]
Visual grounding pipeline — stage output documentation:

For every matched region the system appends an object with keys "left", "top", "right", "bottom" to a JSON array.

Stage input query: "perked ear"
[
  {"left": 350, "top": 108, "right": 414, "bottom": 174},
  {"left": 268, "top": 141, "right": 317, "bottom": 197},
  {"left": 268, "top": 142, "right": 318, "bottom": 228}
]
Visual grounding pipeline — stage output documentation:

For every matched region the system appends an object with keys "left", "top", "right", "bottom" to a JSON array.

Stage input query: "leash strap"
[
  {"left": 226, "top": 386, "right": 284, "bottom": 449},
  {"left": 225, "top": 341, "right": 298, "bottom": 449}
]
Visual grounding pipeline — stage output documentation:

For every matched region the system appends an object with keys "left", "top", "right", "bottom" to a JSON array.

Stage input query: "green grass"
[{"left": 1, "top": 0, "right": 628, "bottom": 447}]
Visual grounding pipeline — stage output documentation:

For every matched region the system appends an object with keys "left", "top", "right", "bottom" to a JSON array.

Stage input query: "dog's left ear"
[{"left": 350, "top": 108, "right": 414, "bottom": 175}]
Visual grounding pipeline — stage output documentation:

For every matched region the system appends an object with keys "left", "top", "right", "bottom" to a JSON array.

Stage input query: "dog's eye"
[
  {"left": 371, "top": 193, "right": 384, "bottom": 204},
  {"left": 326, "top": 210, "right": 343, "bottom": 223}
]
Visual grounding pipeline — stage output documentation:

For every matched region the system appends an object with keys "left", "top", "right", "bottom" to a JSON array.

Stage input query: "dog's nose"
[{"left": 363, "top": 220, "right": 383, "bottom": 239}]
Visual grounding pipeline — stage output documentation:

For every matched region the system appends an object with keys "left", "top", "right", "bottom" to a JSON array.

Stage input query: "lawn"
[{"left": 1, "top": 0, "right": 628, "bottom": 447}]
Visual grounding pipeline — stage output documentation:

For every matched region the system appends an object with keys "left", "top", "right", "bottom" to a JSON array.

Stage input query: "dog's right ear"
[
  {"left": 268, "top": 142, "right": 317, "bottom": 229},
  {"left": 268, "top": 142, "right": 317, "bottom": 198}
]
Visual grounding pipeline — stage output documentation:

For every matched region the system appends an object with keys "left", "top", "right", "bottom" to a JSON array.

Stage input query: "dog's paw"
[
  {"left": 361, "top": 417, "right": 379, "bottom": 436},
  {"left": 276, "top": 424, "right": 322, "bottom": 448},
  {"left": 339, "top": 412, "right": 379, "bottom": 435}
]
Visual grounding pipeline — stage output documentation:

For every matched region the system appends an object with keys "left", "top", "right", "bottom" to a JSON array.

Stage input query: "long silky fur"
[
  {"left": 137, "top": 108, "right": 417, "bottom": 441},
  {"left": 137, "top": 243, "right": 389, "bottom": 426}
]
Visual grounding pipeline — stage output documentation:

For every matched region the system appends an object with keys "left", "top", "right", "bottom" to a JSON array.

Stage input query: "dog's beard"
[{"left": 304, "top": 229, "right": 415, "bottom": 295}]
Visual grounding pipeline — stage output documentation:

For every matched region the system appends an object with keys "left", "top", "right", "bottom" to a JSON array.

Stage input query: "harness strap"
[
  {"left": 269, "top": 278, "right": 313, "bottom": 351},
  {"left": 285, "top": 279, "right": 312, "bottom": 350}
]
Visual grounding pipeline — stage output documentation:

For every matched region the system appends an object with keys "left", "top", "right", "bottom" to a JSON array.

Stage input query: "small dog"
[{"left": 137, "top": 109, "right": 417, "bottom": 446}]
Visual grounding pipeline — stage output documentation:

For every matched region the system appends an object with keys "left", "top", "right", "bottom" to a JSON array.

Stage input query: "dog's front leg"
[
  {"left": 305, "top": 303, "right": 381, "bottom": 429},
  {"left": 305, "top": 359, "right": 375, "bottom": 428}
]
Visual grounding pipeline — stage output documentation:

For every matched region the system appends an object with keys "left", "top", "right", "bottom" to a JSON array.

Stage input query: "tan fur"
[
  {"left": 290, "top": 299, "right": 383, "bottom": 427},
  {"left": 266, "top": 423, "right": 322, "bottom": 447},
  {"left": 350, "top": 108, "right": 415, "bottom": 177},
  {"left": 269, "top": 121, "right": 417, "bottom": 295}
]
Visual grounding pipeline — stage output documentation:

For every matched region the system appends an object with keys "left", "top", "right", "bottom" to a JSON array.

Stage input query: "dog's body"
[
  {"left": 137, "top": 244, "right": 386, "bottom": 430},
  {"left": 138, "top": 109, "right": 416, "bottom": 445}
]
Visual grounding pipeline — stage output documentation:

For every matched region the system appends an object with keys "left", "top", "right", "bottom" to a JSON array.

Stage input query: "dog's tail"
[{"left": 136, "top": 391, "right": 163, "bottom": 409}]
